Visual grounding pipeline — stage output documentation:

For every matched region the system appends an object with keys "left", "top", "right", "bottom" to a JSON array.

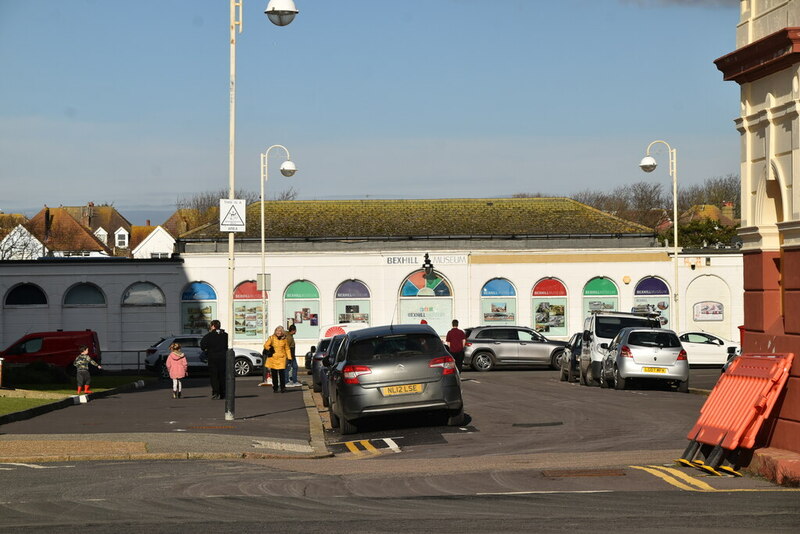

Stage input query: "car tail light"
[
  {"left": 620, "top": 345, "right": 633, "bottom": 358},
  {"left": 429, "top": 355, "right": 456, "bottom": 375},
  {"left": 677, "top": 349, "right": 687, "bottom": 361},
  {"left": 343, "top": 365, "right": 371, "bottom": 384}
]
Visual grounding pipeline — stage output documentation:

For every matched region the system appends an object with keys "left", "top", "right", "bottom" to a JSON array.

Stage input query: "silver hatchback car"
[
  {"left": 599, "top": 327, "right": 689, "bottom": 392},
  {"left": 326, "top": 324, "right": 465, "bottom": 435}
]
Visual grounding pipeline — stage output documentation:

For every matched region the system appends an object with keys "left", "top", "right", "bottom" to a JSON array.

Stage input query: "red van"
[{"left": 0, "top": 330, "right": 101, "bottom": 370}]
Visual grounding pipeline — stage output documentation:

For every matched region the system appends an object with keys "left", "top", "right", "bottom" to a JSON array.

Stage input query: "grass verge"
[{"left": 0, "top": 397, "right": 57, "bottom": 416}]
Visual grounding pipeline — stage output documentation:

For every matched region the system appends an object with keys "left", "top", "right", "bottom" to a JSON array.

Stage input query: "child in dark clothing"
[{"left": 74, "top": 345, "right": 102, "bottom": 394}]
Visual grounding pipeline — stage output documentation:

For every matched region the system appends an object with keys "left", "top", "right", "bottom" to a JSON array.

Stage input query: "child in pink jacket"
[{"left": 165, "top": 342, "right": 188, "bottom": 399}]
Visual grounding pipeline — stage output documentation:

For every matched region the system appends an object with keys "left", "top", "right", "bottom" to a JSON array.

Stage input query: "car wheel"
[
  {"left": 472, "top": 352, "right": 495, "bottom": 372},
  {"left": 329, "top": 398, "right": 340, "bottom": 429},
  {"left": 559, "top": 358, "right": 568, "bottom": 382},
  {"left": 159, "top": 359, "right": 169, "bottom": 380},
  {"left": 613, "top": 366, "right": 627, "bottom": 390},
  {"left": 550, "top": 349, "right": 565, "bottom": 371},
  {"left": 447, "top": 407, "right": 466, "bottom": 426},
  {"left": 234, "top": 357, "right": 251, "bottom": 377},
  {"left": 599, "top": 366, "right": 608, "bottom": 388},
  {"left": 677, "top": 379, "right": 689, "bottom": 393},
  {"left": 337, "top": 402, "right": 358, "bottom": 435}
]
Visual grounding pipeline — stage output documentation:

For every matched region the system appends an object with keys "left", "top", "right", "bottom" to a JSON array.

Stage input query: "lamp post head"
[
  {"left": 265, "top": 0, "right": 298, "bottom": 26},
  {"left": 639, "top": 155, "right": 658, "bottom": 173},
  {"left": 280, "top": 160, "right": 297, "bottom": 177}
]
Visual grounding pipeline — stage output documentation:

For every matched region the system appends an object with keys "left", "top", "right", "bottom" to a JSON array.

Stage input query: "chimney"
[
  {"left": 721, "top": 201, "right": 734, "bottom": 222},
  {"left": 146, "top": 219, "right": 151, "bottom": 226},
  {"left": 44, "top": 205, "right": 51, "bottom": 241}
]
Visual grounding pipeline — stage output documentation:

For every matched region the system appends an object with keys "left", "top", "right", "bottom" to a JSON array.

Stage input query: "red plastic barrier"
[{"left": 687, "top": 353, "right": 795, "bottom": 451}]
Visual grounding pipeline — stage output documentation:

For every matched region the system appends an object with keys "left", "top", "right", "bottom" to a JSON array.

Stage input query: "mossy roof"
[{"left": 181, "top": 198, "right": 653, "bottom": 240}]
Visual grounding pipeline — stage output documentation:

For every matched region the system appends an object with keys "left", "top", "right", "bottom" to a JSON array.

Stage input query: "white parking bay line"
[
  {"left": 0, "top": 463, "right": 66, "bottom": 469},
  {"left": 382, "top": 438, "right": 402, "bottom": 453},
  {"left": 477, "top": 490, "right": 614, "bottom": 496}
]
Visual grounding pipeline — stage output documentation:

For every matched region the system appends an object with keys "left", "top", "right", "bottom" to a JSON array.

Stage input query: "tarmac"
[{"left": 0, "top": 375, "right": 331, "bottom": 463}]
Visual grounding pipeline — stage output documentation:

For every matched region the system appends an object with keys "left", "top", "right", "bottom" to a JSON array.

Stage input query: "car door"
[
  {"left": 176, "top": 336, "right": 203, "bottom": 367},
  {"left": 517, "top": 329, "right": 551, "bottom": 365},
  {"left": 477, "top": 328, "right": 519, "bottom": 363},
  {"left": 679, "top": 332, "right": 720, "bottom": 365}
]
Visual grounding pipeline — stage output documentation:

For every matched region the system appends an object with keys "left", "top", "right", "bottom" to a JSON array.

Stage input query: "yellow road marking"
[
  {"left": 629, "top": 465, "right": 702, "bottom": 492},
  {"left": 360, "top": 440, "right": 380, "bottom": 456},
  {"left": 648, "top": 465, "right": 716, "bottom": 491},
  {"left": 345, "top": 441, "right": 363, "bottom": 456}
]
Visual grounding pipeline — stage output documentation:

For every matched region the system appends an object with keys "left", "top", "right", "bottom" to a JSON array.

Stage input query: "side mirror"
[
  {"left": 310, "top": 346, "right": 316, "bottom": 353},
  {"left": 322, "top": 355, "right": 333, "bottom": 367},
  {"left": 582, "top": 330, "right": 592, "bottom": 342},
  {"left": 599, "top": 343, "right": 609, "bottom": 350}
]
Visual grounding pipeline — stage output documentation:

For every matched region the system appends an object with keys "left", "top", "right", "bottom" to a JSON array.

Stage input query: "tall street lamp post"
[
  {"left": 259, "top": 145, "right": 297, "bottom": 353},
  {"left": 225, "top": 0, "right": 298, "bottom": 421},
  {"left": 639, "top": 140, "right": 680, "bottom": 331}
]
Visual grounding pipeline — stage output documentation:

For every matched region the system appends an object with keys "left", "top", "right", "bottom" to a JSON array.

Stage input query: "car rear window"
[
  {"left": 347, "top": 334, "right": 444, "bottom": 362},
  {"left": 596, "top": 316, "right": 660, "bottom": 339},
  {"left": 628, "top": 331, "right": 680, "bottom": 348}
]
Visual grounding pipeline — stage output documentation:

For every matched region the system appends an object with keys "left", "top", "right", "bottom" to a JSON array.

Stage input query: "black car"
[
  {"left": 325, "top": 324, "right": 465, "bottom": 435},
  {"left": 308, "top": 338, "right": 333, "bottom": 392},
  {"left": 559, "top": 332, "right": 582, "bottom": 383}
]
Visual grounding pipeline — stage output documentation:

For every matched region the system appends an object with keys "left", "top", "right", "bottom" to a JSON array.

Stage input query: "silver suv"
[
  {"left": 144, "top": 334, "right": 263, "bottom": 377},
  {"left": 463, "top": 326, "right": 568, "bottom": 372}
]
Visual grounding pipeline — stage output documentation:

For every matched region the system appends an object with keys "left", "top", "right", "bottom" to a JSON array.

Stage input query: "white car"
[
  {"left": 144, "top": 334, "right": 263, "bottom": 377},
  {"left": 678, "top": 331, "right": 740, "bottom": 366}
]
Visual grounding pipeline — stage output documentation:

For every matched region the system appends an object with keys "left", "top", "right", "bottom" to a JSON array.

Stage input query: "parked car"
[
  {"left": 0, "top": 330, "right": 101, "bottom": 372},
  {"left": 320, "top": 334, "right": 346, "bottom": 407},
  {"left": 144, "top": 335, "right": 263, "bottom": 378},
  {"left": 721, "top": 347, "right": 740, "bottom": 374},
  {"left": 598, "top": 327, "right": 689, "bottom": 392},
  {"left": 559, "top": 332, "right": 582, "bottom": 382},
  {"left": 462, "top": 326, "right": 568, "bottom": 372},
  {"left": 310, "top": 323, "right": 371, "bottom": 392},
  {"left": 326, "top": 324, "right": 465, "bottom": 434},
  {"left": 579, "top": 311, "right": 662, "bottom": 386},
  {"left": 678, "top": 331, "right": 740, "bottom": 366},
  {"left": 309, "top": 338, "right": 333, "bottom": 392}
]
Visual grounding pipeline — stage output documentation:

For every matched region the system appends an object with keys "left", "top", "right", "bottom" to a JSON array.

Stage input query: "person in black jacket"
[{"left": 200, "top": 319, "right": 229, "bottom": 400}]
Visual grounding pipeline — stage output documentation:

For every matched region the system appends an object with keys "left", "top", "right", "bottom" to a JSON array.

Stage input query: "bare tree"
[
  {"left": 678, "top": 174, "right": 740, "bottom": 218},
  {"left": 0, "top": 225, "right": 46, "bottom": 260},
  {"left": 272, "top": 186, "right": 298, "bottom": 201}
]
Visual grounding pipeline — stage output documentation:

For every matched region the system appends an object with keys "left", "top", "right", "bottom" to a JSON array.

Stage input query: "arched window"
[
  {"left": 532, "top": 278, "right": 568, "bottom": 337},
  {"left": 582, "top": 277, "right": 619, "bottom": 318},
  {"left": 335, "top": 280, "right": 371, "bottom": 324},
  {"left": 181, "top": 282, "right": 217, "bottom": 334},
  {"left": 633, "top": 277, "right": 670, "bottom": 327},
  {"left": 234, "top": 280, "right": 267, "bottom": 341},
  {"left": 64, "top": 283, "right": 106, "bottom": 306},
  {"left": 398, "top": 270, "right": 453, "bottom": 334},
  {"left": 284, "top": 280, "right": 320, "bottom": 339},
  {"left": 480, "top": 278, "right": 517, "bottom": 325},
  {"left": 5, "top": 283, "right": 47, "bottom": 306},
  {"left": 122, "top": 282, "right": 166, "bottom": 306}
]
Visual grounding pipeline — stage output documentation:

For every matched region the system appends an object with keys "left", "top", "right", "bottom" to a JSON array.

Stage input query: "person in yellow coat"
[{"left": 263, "top": 326, "right": 292, "bottom": 393}]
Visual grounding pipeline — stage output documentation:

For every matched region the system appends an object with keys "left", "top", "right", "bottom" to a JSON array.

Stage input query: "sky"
[{"left": 0, "top": 0, "right": 742, "bottom": 226}]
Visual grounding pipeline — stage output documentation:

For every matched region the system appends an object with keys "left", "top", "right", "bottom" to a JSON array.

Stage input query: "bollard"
[
  {"left": 0, "top": 357, "right": 3, "bottom": 388},
  {"left": 224, "top": 348, "right": 235, "bottom": 420}
]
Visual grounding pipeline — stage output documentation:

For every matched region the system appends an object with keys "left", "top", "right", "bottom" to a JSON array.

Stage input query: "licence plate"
[
  {"left": 382, "top": 383, "right": 423, "bottom": 396},
  {"left": 642, "top": 367, "right": 667, "bottom": 374}
]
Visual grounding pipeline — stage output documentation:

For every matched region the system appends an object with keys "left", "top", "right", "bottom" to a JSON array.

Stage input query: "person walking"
[
  {"left": 285, "top": 323, "right": 300, "bottom": 387},
  {"left": 200, "top": 319, "right": 229, "bottom": 400},
  {"left": 165, "top": 342, "right": 188, "bottom": 399},
  {"left": 445, "top": 319, "right": 467, "bottom": 372},
  {"left": 74, "top": 345, "right": 102, "bottom": 394},
  {"left": 263, "top": 326, "right": 292, "bottom": 393}
]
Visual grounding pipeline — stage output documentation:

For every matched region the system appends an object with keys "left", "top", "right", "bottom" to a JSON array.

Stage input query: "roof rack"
[{"left": 589, "top": 309, "right": 662, "bottom": 318}]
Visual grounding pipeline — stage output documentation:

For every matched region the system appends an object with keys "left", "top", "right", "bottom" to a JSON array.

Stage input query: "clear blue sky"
[{"left": 0, "top": 0, "right": 741, "bottom": 225}]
